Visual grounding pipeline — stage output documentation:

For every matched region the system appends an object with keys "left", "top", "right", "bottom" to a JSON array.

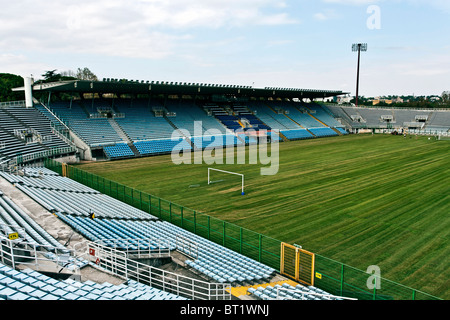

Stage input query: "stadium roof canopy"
[{"left": 21, "top": 79, "right": 347, "bottom": 100}]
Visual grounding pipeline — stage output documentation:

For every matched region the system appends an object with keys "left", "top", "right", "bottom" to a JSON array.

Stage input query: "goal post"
[
  {"left": 208, "top": 168, "right": 245, "bottom": 195},
  {"left": 437, "top": 134, "right": 450, "bottom": 141}
]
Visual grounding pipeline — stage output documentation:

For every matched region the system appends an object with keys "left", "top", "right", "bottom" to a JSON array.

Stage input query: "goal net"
[{"left": 208, "top": 168, "right": 245, "bottom": 195}]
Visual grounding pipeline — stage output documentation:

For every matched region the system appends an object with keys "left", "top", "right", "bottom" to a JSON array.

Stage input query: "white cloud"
[
  {"left": 0, "top": 0, "right": 298, "bottom": 60},
  {"left": 411, "top": 0, "right": 450, "bottom": 13},
  {"left": 322, "top": 0, "right": 449, "bottom": 12},
  {"left": 313, "top": 8, "right": 340, "bottom": 21},
  {"left": 322, "top": 0, "right": 382, "bottom": 5},
  {"left": 314, "top": 13, "right": 329, "bottom": 21},
  {"left": 135, "top": 0, "right": 299, "bottom": 28},
  {"left": 0, "top": 53, "right": 51, "bottom": 79}
]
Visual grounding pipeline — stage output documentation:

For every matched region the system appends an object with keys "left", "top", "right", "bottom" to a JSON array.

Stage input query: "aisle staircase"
[
  {"left": 107, "top": 118, "right": 132, "bottom": 144},
  {"left": 301, "top": 106, "right": 342, "bottom": 136}
]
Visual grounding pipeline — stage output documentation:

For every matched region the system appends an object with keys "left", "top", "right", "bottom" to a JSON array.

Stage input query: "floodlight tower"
[{"left": 352, "top": 43, "right": 367, "bottom": 107}]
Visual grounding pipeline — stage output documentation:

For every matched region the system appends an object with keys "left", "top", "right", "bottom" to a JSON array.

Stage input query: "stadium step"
[
  {"left": 163, "top": 116, "right": 197, "bottom": 149},
  {"left": 277, "top": 131, "right": 289, "bottom": 142},
  {"left": 229, "top": 279, "right": 299, "bottom": 298},
  {"left": 107, "top": 118, "right": 132, "bottom": 144},
  {"left": 78, "top": 100, "right": 92, "bottom": 117},
  {"left": 127, "top": 143, "right": 141, "bottom": 157},
  {"left": 331, "top": 127, "right": 343, "bottom": 135},
  {"left": 303, "top": 106, "right": 334, "bottom": 128}
]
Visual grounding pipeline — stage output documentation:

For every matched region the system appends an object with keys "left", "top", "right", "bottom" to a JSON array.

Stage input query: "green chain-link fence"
[{"left": 44, "top": 158, "right": 441, "bottom": 300}]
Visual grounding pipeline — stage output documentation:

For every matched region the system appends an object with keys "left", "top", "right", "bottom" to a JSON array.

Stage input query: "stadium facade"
[{"left": 0, "top": 77, "right": 447, "bottom": 169}]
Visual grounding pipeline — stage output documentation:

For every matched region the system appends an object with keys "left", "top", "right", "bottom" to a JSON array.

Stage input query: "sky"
[{"left": 0, "top": 0, "right": 449, "bottom": 97}]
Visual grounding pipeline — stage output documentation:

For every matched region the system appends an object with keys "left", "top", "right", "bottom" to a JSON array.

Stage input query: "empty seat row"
[
  {"left": 0, "top": 169, "right": 156, "bottom": 220},
  {"left": 281, "top": 129, "right": 315, "bottom": 140},
  {"left": 5, "top": 106, "right": 70, "bottom": 150},
  {"left": 144, "top": 220, "right": 276, "bottom": 284},
  {"left": 103, "top": 143, "right": 135, "bottom": 159},
  {"left": 0, "top": 191, "right": 68, "bottom": 252},
  {"left": 309, "top": 127, "right": 339, "bottom": 138},
  {"left": 17, "top": 185, "right": 155, "bottom": 220},
  {"left": 56, "top": 214, "right": 173, "bottom": 252},
  {"left": 191, "top": 134, "right": 244, "bottom": 150},
  {"left": 134, "top": 138, "right": 192, "bottom": 155},
  {"left": 248, "top": 282, "right": 341, "bottom": 301},
  {"left": 0, "top": 263, "right": 187, "bottom": 300},
  {"left": 51, "top": 213, "right": 276, "bottom": 285},
  {"left": 165, "top": 100, "right": 228, "bottom": 134},
  {"left": 0, "top": 171, "right": 100, "bottom": 194},
  {"left": 3, "top": 169, "right": 277, "bottom": 286}
]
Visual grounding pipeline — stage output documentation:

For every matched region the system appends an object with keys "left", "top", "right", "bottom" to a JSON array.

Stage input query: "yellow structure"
[
  {"left": 280, "top": 243, "right": 315, "bottom": 286},
  {"left": 229, "top": 279, "right": 300, "bottom": 297},
  {"left": 61, "top": 162, "right": 68, "bottom": 177}
]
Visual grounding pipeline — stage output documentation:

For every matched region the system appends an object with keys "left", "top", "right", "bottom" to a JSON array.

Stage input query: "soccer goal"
[
  {"left": 208, "top": 168, "right": 245, "bottom": 195},
  {"left": 437, "top": 134, "right": 450, "bottom": 141}
]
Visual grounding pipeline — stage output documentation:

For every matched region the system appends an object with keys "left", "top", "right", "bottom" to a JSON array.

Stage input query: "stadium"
[{"left": 0, "top": 74, "right": 448, "bottom": 306}]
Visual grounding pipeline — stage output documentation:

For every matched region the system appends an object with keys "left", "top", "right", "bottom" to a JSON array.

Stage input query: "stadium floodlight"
[
  {"left": 352, "top": 43, "right": 368, "bottom": 108},
  {"left": 208, "top": 168, "right": 245, "bottom": 195}
]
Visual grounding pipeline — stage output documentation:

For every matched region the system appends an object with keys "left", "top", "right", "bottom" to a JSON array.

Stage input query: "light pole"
[{"left": 352, "top": 43, "right": 367, "bottom": 107}]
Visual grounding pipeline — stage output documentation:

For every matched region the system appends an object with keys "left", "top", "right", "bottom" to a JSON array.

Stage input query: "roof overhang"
[{"left": 15, "top": 79, "right": 348, "bottom": 100}]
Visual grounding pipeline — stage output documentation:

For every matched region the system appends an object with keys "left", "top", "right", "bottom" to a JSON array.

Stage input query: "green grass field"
[{"left": 77, "top": 134, "right": 450, "bottom": 299}]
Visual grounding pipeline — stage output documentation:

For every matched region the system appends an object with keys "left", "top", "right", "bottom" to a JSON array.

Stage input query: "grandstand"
[
  {"left": 0, "top": 101, "right": 77, "bottom": 170},
  {"left": 7, "top": 78, "right": 348, "bottom": 163},
  {"left": 1, "top": 77, "right": 448, "bottom": 302},
  {"left": 0, "top": 165, "right": 342, "bottom": 301},
  {"left": 325, "top": 104, "right": 450, "bottom": 134}
]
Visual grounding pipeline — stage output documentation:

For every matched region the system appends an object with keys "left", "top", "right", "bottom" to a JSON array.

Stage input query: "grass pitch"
[{"left": 77, "top": 134, "right": 450, "bottom": 299}]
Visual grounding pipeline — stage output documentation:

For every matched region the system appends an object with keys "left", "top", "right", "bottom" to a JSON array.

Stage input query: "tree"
[
  {"left": 0, "top": 73, "right": 25, "bottom": 102},
  {"left": 76, "top": 67, "right": 98, "bottom": 81},
  {"left": 41, "top": 69, "right": 62, "bottom": 82},
  {"left": 60, "top": 70, "right": 78, "bottom": 79},
  {"left": 441, "top": 91, "right": 449, "bottom": 106},
  {"left": 37, "top": 68, "right": 97, "bottom": 84}
]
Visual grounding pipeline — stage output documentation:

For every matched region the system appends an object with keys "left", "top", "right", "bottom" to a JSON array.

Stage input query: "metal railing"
[
  {"left": 12, "top": 146, "right": 77, "bottom": 165},
  {"left": 89, "top": 112, "right": 125, "bottom": 119},
  {"left": 0, "top": 101, "right": 25, "bottom": 108},
  {"left": 0, "top": 234, "right": 81, "bottom": 275},
  {"left": 93, "top": 238, "right": 172, "bottom": 259},
  {"left": 176, "top": 235, "right": 199, "bottom": 260},
  {"left": 73, "top": 240, "right": 232, "bottom": 300}
]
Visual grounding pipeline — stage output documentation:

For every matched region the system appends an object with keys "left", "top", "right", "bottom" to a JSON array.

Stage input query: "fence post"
[
  {"left": 340, "top": 264, "right": 344, "bottom": 297},
  {"left": 181, "top": 207, "right": 184, "bottom": 228},
  {"left": 258, "top": 234, "right": 262, "bottom": 262},
  {"left": 159, "top": 198, "right": 161, "bottom": 218},
  {"left": 239, "top": 228, "right": 243, "bottom": 254},
  {"left": 207, "top": 216, "right": 210, "bottom": 240},
  {"left": 223, "top": 221, "right": 226, "bottom": 247},
  {"left": 148, "top": 194, "right": 152, "bottom": 215},
  {"left": 194, "top": 211, "right": 197, "bottom": 234},
  {"left": 373, "top": 276, "right": 377, "bottom": 300}
]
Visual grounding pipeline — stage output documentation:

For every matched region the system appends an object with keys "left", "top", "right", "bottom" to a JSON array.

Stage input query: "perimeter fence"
[{"left": 44, "top": 158, "right": 441, "bottom": 300}]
